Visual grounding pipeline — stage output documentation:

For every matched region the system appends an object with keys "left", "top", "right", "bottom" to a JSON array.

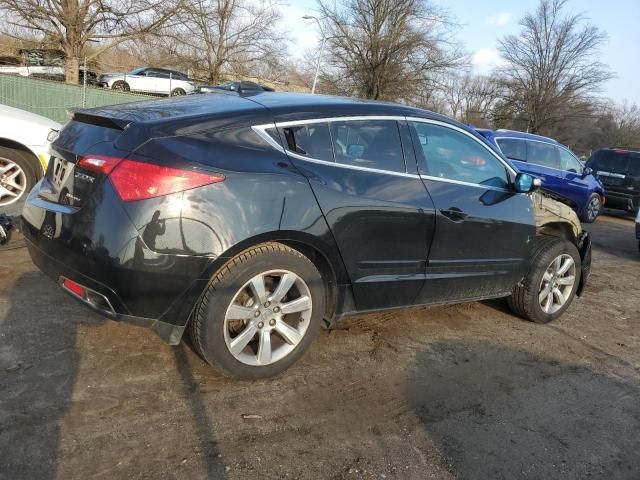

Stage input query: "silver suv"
[{"left": 98, "top": 67, "right": 196, "bottom": 96}]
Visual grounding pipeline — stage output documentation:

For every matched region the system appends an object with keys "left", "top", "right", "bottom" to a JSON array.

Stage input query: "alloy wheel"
[
  {"left": 0, "top": 157, "right": 27, "bottom": 206},
  {"left": 223, "top": 269, "right": 312, "bottom": 366},
  {"left": 586, "top": 196, "right": 600, "bottom": 221},
  {"left": 538, "top": 254, "right": 576, "bottom": 314}
]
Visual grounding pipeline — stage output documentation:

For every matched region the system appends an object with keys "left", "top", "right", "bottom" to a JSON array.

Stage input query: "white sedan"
[{"left": 0, "top": 104, "right": 60, "bottom": 208}]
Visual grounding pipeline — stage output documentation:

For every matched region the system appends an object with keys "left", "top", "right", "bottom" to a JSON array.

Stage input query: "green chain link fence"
[{"left": 0, "top": 74, "right": 154, "bottom": 123}]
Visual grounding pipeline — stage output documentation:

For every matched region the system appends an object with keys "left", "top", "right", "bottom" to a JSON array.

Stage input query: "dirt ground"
[{"left": 1, "top": 212, "right": 638, "bottom": 480}]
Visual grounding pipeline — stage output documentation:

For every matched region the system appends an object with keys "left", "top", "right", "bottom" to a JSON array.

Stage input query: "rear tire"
[
  {"left": 112, "top": 81, "right": 130, "bottom": 92},
  {"left": 189, "top": 242, "right": 325, "bottom": 379},
  {"left": 508, "top": 236, "right": 581, "bottom": 324},
  {"left": 581, "top": 193, "right": 601, "bottom": 223},
  {"left": 0, "top": 146, "right": 39, "bottom": 207}
]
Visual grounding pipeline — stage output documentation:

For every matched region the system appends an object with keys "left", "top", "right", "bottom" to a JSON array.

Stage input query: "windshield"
[{"left": 127, "top": 67, "right": 146, "bottom": 75}]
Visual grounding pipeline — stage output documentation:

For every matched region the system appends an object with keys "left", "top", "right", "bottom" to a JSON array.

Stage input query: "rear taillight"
[
  {"left": 78, "top": 155, "right": 224, "bottom": 202},
  {"left": 109, "top": 160, "right": 224, "bottom": 201},
  {"left": 78, "top": 155, "right": 122, "bottom": 175}
]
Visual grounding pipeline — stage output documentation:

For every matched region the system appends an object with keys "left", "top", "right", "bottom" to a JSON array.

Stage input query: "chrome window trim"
[
  {"left": 494, "top": 136, "right": 584, "bottom": 174},
  {"left": 271, "top": 115, "right": 404, "bottom": 128},
  {"left": 252, "top": 124, "right": 286, "bottom": 153},
  {"left": 253, "top": 117, "right": 413, "bottom": 177},
  {"left": 252, "top": 117, "right": 518, "bottom": 192}
]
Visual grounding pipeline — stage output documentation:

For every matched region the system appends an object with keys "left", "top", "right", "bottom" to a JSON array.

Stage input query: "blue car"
[{"left": 477, "top": 129, "right": 605, "bottom": 223}]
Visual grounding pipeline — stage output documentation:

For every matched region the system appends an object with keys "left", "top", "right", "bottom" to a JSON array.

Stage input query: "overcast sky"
[{"left": 280, "top": 0, "right": 640, "bottom": 104}]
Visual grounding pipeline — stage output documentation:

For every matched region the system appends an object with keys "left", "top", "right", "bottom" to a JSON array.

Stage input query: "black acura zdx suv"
[{"left": 22, "top": 92, "right": 592, "bottom": 378}]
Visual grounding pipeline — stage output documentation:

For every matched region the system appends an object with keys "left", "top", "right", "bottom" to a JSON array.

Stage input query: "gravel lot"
[{"left": 1, "top": 212, "right": 638, "bottom": 480}]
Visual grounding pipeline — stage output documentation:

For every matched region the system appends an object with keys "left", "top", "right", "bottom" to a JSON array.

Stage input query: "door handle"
[{"left": 440, "top": 207, "right": 467, "bottom": 223}]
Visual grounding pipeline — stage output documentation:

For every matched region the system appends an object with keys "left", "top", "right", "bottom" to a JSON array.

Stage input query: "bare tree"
[
  {"left": 0, "top": 0, "right": 181, "bottom": 84},
  {"left": 498, "top": 0, "right": 612, "bottom": 133},
  {"left": 596, "top": 102, "right": 640, "bottom": 150},
  {"left": 160, "top": 0, "right": 284, "bottom": 84},
  {"left": 316, "top": 0, "right": 464, "bottom": 101}
]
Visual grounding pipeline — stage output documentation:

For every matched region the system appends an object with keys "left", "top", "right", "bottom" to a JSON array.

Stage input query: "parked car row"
[
  {"left": 98, "top": 69, "right": 277, "bottom": 97},
  {"left": 477, "top": 129, "right": 605, "bottom": 223}
]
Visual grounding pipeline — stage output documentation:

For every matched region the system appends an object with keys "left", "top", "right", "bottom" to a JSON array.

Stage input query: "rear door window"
[
  {"left": 329, "top": 120, "right": 406, "bottom": 172},
  {"left": 496, "top": 138, "right": 527, "bottom": 162},
  {"left": 526, "top": 141, "right": 561, "bottom": 169},
  {"left": 281, "top": 123, "right": 333, "bottom": 162}
]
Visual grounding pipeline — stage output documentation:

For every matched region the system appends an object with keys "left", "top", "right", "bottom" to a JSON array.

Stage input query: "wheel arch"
[
  {"left": 0, "top": 137, "right": 44, "bottom": 177},
  {"left": 160, "top": 230, "right": 352, "bottom": 336},
  {"left": 211, "top": 230, "right": 349, "bottom": 325},
  {"left": 536, "top": 221, "right": 578, "bottom": 245}
]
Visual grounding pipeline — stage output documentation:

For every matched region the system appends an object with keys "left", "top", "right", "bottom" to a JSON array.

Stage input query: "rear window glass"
[
  {"left": 329, "top": 120, "right": 405, "bottom": 172},
  {"left": 526, "top": 141, "right": 561, "bottom": 169},
  {"left": 282, "top": 123, "right": 333, "bottom": 162},
  {"left": 588, "top": 150, "right": 640, "bottom": 176},
  {"left": 496, "top": 138, "right": 527, "bottom": 161}
]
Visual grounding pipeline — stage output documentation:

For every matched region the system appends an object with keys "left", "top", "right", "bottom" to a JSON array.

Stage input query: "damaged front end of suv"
[{"left": 531, "top": 191, "right": 592, "bottom": 296}]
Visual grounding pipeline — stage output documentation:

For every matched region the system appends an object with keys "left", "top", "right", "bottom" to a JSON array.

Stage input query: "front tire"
[
  {"left": 581, "top": 193, "right": 601, "bottom": 223},
  {"left": 0, "top": 146, "right": 39, "bottom": 207},
  {"left": 170, "top": 88, "right": 186, "bottom": 96},
  {"left": 508, "top": 236, "right": 581, "bottom": 323},
  {"left": 189, "top": 243, "right": 325, "bottom": 379}
]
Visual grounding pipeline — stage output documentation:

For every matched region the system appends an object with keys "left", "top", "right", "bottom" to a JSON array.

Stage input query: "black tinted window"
[
  {"left": 496, "top": 138, "right": 527, "bottom": 161},
  {"left": 526, "top": 141, "right": 561, "bottom": 169},
  {"left": 282, "top": 123, "right": 333, "bottom": 162},
  {"left": 411, "top": 122, "right": 509, "bottom": 188},
  {"left": 588, "top": 150, "right": 640, "bottom": 175},
  {"left": 329, "top": 120, "right": 405, "bottom": 172}
]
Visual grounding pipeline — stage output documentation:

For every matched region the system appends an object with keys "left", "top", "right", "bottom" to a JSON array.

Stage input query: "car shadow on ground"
[
  {"left": 0, "top": 271, "right": 82, "bottom": 479},
  {"left": 172, "top": 344, "right": 227, "bottom": 479},
  {"left": 406, "top": 340, "right": 640, "bottom": 480},
  {"left": 0, "top": 271, "right": 226, "bottom": 480}
]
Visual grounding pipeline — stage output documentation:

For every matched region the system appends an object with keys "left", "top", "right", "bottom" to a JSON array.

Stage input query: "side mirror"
[
  {"left": 582, "top": 167, "right": 593, "bottom": 177},
  {"left": 514, "top": 172, "right": 541, "bottom": 193}
]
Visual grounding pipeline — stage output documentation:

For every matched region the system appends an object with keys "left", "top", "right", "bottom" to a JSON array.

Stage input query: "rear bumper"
[
  {"left": 24, "top": 227, "right": 188, "bottom": 344},
  {"left": 21, "top": 182, "right": 212, "bottom": 344},
  {"left": 602, "top": 190, "right": 639, "bottom": 212},
  {"left": 576, "top": 232, "right": 591, "bottom": 296}
]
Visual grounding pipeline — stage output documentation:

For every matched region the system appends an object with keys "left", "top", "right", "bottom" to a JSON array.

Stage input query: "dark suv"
[
  {"left": 21, "top": 93, "right": 591, "bottom": 378},
  {"left": 586, "top": 148, "right": 640, "bottom": 215}
]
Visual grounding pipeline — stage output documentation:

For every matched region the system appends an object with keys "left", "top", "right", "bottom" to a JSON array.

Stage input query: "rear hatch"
[
  {"left": 38, "top": 93, "right": 256, "bottom": 208},
  {"left": 588, "top": 149, "right": 640, "bottom": 194},
  {"left": 39, "top": 112, "right": 137, "bottom": 209}
]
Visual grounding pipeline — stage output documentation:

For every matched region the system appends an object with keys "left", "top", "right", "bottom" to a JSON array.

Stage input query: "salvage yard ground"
[{"left": 1, "top": 213, "right": 639, "bottom": 480}]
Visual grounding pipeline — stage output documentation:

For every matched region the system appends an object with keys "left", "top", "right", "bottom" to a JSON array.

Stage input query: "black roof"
[{"left": 80, "top": 91, "right": 477, "bottom": 140}]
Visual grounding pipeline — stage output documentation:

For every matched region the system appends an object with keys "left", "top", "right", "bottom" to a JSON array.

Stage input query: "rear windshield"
[{"left": 588, "top": 150, "right": 640, "bottom": 176}]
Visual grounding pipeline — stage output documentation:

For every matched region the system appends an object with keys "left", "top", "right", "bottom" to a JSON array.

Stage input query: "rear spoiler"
[{"left": 68, "top": 110, "right": 131, "bottom": 130}]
